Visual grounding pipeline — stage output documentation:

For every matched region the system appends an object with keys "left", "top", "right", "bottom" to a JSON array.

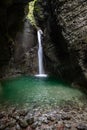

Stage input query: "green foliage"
[{"left": 27, "top": 0, "right": 36, "bottom": 26}]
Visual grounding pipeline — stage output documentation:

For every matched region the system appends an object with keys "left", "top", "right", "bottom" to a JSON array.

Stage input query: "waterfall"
[
  {"left": 35, "top": 29, "right": 47, "bottom": 77},
  {"left": 38, "top": 29, "right": 44, "bottom": 74}
]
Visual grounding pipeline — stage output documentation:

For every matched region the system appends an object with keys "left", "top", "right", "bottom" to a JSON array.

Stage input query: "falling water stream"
[
  {"left": 0, "top": 30, "right": 87, "bottom": 109},
  {"left": 0, "top": 31, "right": 87, "bottom": 110},
  {"left": 38, "top": 29, "right": 44, "bottom": 74},
  {"left": 35, "top": 29, "right": 47, "bottom": 77}
]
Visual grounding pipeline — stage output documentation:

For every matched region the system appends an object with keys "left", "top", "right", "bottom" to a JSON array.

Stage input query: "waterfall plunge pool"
[{"left": 0, "top": 76, "right": 87, "bottom": 109}]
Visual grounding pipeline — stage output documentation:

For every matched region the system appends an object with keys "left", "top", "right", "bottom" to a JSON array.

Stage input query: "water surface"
[{"left": 0, "top": 76, "right": 86, "bottom": 108}]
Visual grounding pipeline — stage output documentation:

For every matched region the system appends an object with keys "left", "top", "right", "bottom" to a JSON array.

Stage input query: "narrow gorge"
[
  {"left": 0, "top": 0, "right": 87, "bottom": 87},
  {"left": 0, "top": 1, "right": 87, "bottom": 130}
]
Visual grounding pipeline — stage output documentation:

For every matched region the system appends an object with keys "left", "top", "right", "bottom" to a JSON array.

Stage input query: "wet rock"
[
  {"left": 12, "top": 111, "right": 20, "bottom": 120},
  {"left": 47, "top": 114, "right": 56, "bottom": 121},
  {"left": 42, "top": 125, "right": 56, "bottom": 130},
  {"left": 61, "top": 114, "right": 71, "bottom": 120},
  {"left": 63, "top": 107, "right": 70, "bottom": 112},
  {"left": 39, "top": 116, "right": 48, "bottom": 124},
  {"left": 35, "top": 111, "right": 41, "bottom": 117},
  {"left": 76, "top": 123, "right": 87, "bottom": 130},
  {"left": 0, "top": 105, "right": 87, "bottom": 130},
  {"left": 26, "top": 126, "right": 32, "bottom": 130},
  {"left": 47, "top": 116, "right": 55, "bottom": 121},
  {"left": 35, "top": 127, "right": 41, "bottom": 130},
  {"left": 10, "top": 127, "right": 16, "bottom": 130},
  {"left": 0, "top": 112, "right": 5, "bottom": 119},
  {"left": 7, "top": 119, "right": 16, "bottom": 128},
  {"left": 15, "top": 116, "right": 20, "bottom": 120},
  {"left": 56, "top": 121, "right": 65, "bottom": 130},
  {"left": 15, "top": 124, "right": 21, "bottom": 130},
  {"left": 0, "top": 124, "right": 6, "bottom": 130},
  {"left": 18, "top": 119, "right": 28, "bottom": 128},
  {"left": 25, "top": 114, "right": 34, "bottom": 125},
  {"left": 31, "top": 121, "right": 39, "bottom": 129},
  {"left": 65, "top": 123, "right": 71, "bottom": 129},
  {"left": 19, "top": 109, "right": 28, "bottom": 116},
  {"left": 4, "top": 128, "right": 10, "bottom": 130},
  {"left": 85, "top": 127, "right": 87, "bottom": 130},
  {"left": 56, "top": 114, "right": 62, "bottom": 121}
]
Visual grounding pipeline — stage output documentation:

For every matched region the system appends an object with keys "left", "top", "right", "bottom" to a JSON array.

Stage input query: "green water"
[{"left": 0, "top": 76, "right": 87, "bottom": 108}]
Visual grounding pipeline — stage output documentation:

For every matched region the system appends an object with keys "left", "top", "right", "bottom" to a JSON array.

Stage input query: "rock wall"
[
  {"left": 51, "top": 0, "right": 87, "bottom": 85},
  {"left": 53, "top": 0, "right": 87, "bottom": 74},
  {"left": 34, "top": 0, "right": 87, "bottom": 85},
  {"left": 6, "top": 19, "right": 38, "bottom": 77},
  {"left": 0, "top": 0, "right": 35, "bottom": 78}
]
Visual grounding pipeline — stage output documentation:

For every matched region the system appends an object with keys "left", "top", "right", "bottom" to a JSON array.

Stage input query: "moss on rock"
[{"left": 27, "top": 0, "right": 36, "bottom": 26}]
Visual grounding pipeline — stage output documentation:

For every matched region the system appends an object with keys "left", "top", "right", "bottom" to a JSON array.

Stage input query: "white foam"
[{"left": 35, "top": 74, "right": 48, "bottom": 78}]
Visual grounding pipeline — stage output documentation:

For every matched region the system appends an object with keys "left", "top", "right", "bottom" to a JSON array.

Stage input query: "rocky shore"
[{"left": 0, "top": 104, "right": 87, "bottom": 130}]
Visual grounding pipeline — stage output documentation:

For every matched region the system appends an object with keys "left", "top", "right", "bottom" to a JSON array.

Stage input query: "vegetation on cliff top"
[{"left": 27, "top": 0, "right": 36, "bottom": 26}]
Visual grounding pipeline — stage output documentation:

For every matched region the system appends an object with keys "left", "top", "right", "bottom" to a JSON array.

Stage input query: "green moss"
[{"left": 27, "top": 0, "right": 36, "bottom": 26}]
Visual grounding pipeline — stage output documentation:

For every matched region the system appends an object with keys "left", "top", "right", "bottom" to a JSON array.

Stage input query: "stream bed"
[{"left": 0, "top": 76, "right": 87, "bottom": 130}]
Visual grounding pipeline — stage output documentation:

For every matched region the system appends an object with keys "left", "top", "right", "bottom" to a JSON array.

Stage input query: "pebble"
[
  {"left": 10, "top": 127, "right": 16, "bottom": 130},
  {"left": 61, "top": 114, "right": 71, "bottom": 120},
  {"left": 0, "top": 112, "right": 5, "bottom": 119},
  {"left": 0, "top": 124, "right": 6, "bottom": 129},
  {"left": 0, "top": 105, "right": 87, "bottom": 130},
  {"left": 4, "top": 128, "right": 11, "bottom": 130},
  {"left": 31, "top": 121, "right": 39, "bottom": 129},
  {"left": 76, "top": 123, "right": 87, "bottom": 130},
  {"left": 47, "top": 114, "right": 56, "bottom": 121},
  {"left": 8, "top": 119, "right": 16, "bottom": 127},
  {"left": 56, "top": 114, "right": 62, "bottom": 121},
  {"left": 15, "top": 124, "right": 21, "bottom": 130},
  {"left": 25, "top": 114, "right": 34, "bottom": 125},
  {"left": 65, "top": 123, "right": 71, "bottom": 129},
  {"left": 19, "top": 109, "right": 28, "bottom": 116},
  {"left": 39, "top": 116, "right": 48, "bottom": 124},
  {"left": 18, "top": 119, "right": 28, "bottom": 128},
  {"left": 26, "top": 126, "right": 32, "bottom": 130},
  {"left": 15, "top": 116, "right": 20, "bottom": 120}
]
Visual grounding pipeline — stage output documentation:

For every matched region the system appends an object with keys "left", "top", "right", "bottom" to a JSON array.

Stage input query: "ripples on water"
[{"left": 0, "top": 76, "right": 87, "bottom": 109}]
